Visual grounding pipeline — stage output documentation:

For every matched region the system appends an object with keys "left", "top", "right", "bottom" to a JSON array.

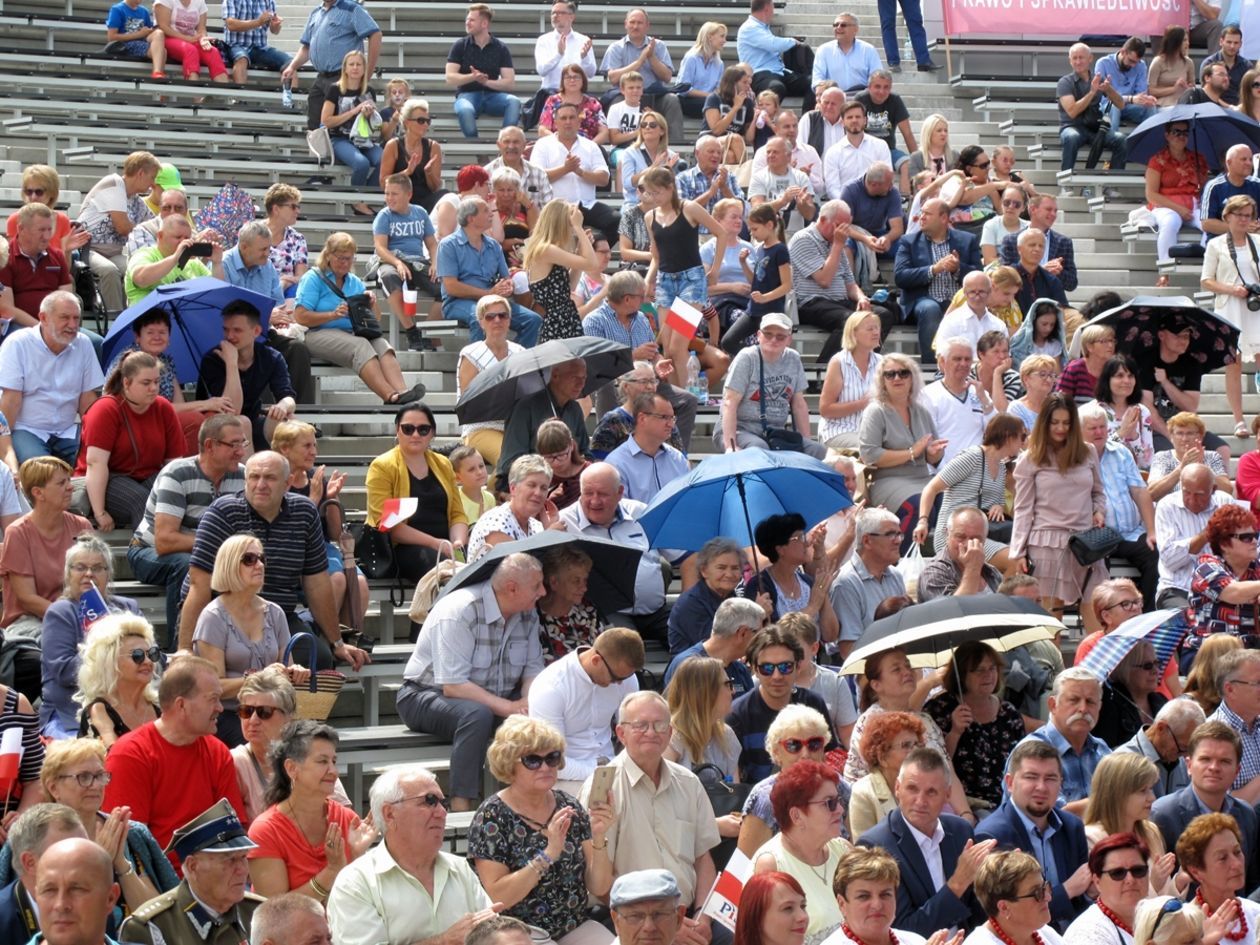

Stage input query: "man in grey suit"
[
  {"left": 857, "top": 748, "right": 994, "bottom": 937},
  {"left": 1150, "top": 719, "right": 1260, "bottom": 893}
]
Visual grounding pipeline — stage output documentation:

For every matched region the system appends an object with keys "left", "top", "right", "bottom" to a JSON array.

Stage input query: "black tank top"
[
  {"left": 650, "top": 209, "right": 703, "bottom": 274},
  {"left": 392, "top": 137, "right": 437, "bottom": 202}
]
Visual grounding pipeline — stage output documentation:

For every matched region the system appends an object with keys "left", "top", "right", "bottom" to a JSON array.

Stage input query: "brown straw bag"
[{"left": 284, "top": 632, "right": 346, "bottom": 721}]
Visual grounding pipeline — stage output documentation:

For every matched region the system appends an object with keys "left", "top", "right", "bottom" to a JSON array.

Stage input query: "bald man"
[
  {"left": 930, "top": 271, "right": 1006, "bottom": 355},
  {"left": 34, "top": 838, "right": 119, "bottom": 945},
  {"left": 1056, "top": 43, "right": 1127, "bottom": 183}
]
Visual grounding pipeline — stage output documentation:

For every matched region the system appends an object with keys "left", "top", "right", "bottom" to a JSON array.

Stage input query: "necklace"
[
  {"left": 505, "top": 790, "right": 556, "bottom": 833},
  {"left": 840, "top": 923, "right": 898, "bottom": 945},
  {"left": 1196, "top": 891, "right": 1249, "bottom": 943},
  {"left": 987, "top": 919, "right": 1043, "bottom": 945},
  {"left": 1096, "top": 901, "right": 1133, "bottom": 936}
]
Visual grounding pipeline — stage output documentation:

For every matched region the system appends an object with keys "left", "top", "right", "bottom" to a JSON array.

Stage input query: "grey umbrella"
[{"left": 455, "top": 337, "right": 634, "bottom": 425}]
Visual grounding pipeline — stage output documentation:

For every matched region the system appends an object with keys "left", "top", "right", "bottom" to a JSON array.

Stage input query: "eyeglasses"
[
  {"left": 757, "top": 660, "right": 796, "bottom": 677},
  {"left": 408, "top": 116, "right": 432, "bottom": 124},
  {"left": 644, "top": 412, "right": 676, "bottom": 423},
  {"left": 396, "top": 792, "right": 451, "bottom": 810},
  {"left": 623, "top": 719, "right": 671, "bottom": 734},
  {"left": 873, "top": 530, "right": 902, "bottom": 539},
  {"left": 1102, "top": 598, "right": 1143, "bottom": 613},
  {"left": 399, "top": 423, "right": 435, "bottom": 437},
  {"left": 1227, "top": 678, "right": 1260, "bottom": 688},
  {"left": 70, "top": 563, "right": 109, "bottom": 575},
  {"left": 616, "top": 909, "right": 678, "bottom": 927},
  {"left": 883, "top": 368, "right": 913, "bottom": 380},
  {"left": 1007, "top": 879, "right": 1051, "bottom": 903},
  {"left": 280, "top": 202, "right": 301, "bottom": 210},
  {"left": 1235, "top": 532, "right": 1259, "bottom": 543},
  {"left": 241, "top": 552, "right": 266, "bottom": 566},
  {"left": 1150, "top": 898, "right": 1184, "bottom": 939},
  {"left": 521, "top": 750, "right": 564, "bottom": 770},
  {"left": 781, "top": 736, "right": 827, "bottom": 754},
  {"left": 57, "top": 771, "right": 111, "bottom": 788},
  {"left": 23, "top": 188, "right": 45, "bottom": 197},
  {"left": 1168, "top": 128, "right": 1190, "bottom": 137},
  {"left": 481, "top": 309, "right": 510, "bottom": 321},
  {"left": 217, "top": 438, "right": 248, "bottom": 450},
  {"left": 128, "top": 646, "right": 163, "bottom": 665},
  {"left": 237, "top": 704, "right": 284, "bottom": 720},
  {"left": 1132, "top": 661, "right": 1159, "bottom": 672},
  {"left": 808, "top": 794, "right": 843, "bottom": 811},
  {"left": 971, "top": 161, "right": 991, "bottom": 170},
  {"left": 1031, "top": 371, "right": 1060, "bottom": 381}
]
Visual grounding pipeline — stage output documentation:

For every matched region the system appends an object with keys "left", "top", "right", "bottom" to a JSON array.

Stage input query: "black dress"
[{"left": 531, "top": 264, "right": 583, "bottom": 341}]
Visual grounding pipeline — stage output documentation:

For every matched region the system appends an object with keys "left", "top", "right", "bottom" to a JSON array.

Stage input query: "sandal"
[
  {"left": 384, "top": 382, "right": 427, "bottom": 406},
  {"left": 1237, "top": 420, "right": 1251, "bottom": 438},
  {"left": 150, "top": 71, "right": 167, "bottom": 80}
]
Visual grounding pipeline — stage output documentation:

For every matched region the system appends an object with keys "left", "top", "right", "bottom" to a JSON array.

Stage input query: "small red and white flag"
[
  {"left": 664, "top": 298, "right": 704, "bottom": 340},
  {"left": 701, "top": 849, "right": 752, "bottom": 931},
  {"left": 379, "top": 498, "right": 419, "bottom": 531},
  {"left": 0, "top": 728, "right": 24, "bottom": 789}
]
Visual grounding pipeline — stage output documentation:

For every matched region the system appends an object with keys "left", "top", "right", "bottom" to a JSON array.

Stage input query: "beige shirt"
[
  {"left": 326, "top": 842, "right": 492, "bottom": 945},
  {"left": 580, "top": 753, "right": 721, "bottom": 904}
]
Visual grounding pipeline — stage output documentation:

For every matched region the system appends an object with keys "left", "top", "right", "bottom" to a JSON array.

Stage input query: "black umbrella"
[
  {"left": 839, "top": 595, "right": 1065, "bottom": 676},
  {"left": 1126, "top": 102, "right": 1260, "bottom": 171},
  {"left": 437, "top": 531, "right": 641, "bottom": 616},
  {"left": 1075, "top": 294, "right": 1239, "bottom": 375},
  {"left": 455, "top": 337, "right": 634, "bottom": 425}
]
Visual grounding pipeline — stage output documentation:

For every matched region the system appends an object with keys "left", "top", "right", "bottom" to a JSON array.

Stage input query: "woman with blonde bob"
[
  {"left": 1007, "top": 353, "right": 1059, "bottom": 432},
  {"left": 192, "top": 534, "right": 308, "bottom": 747},
  {"left": 75, "top": 612, "right": 160, "bottom": 747},
  {"left": 665, "top": 656, "right": 742, "bottom": 784},
  {"left": 817, "top": 309, "right": 883, "bottom": 449},
  {"left": 293, "top": 232, "right": 424, "bottom": 406},
  {"left": 468, "top": 715, "right": 616, "bottom": 945},
  {"left": 966, "top": 849, "right": 1065, "bottom": 945},
  {"left": 1133, "top": 896, "right": 1206, "bottom": 945},
  {"left": 1082, "top": 753, "right": 1176, "bottom": 895},
  {"left": 1183, "top": 633, "right": 1242, "bottom": 715}
]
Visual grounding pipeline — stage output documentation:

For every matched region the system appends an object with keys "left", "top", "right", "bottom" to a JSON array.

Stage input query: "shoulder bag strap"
[
  {"left": 757, "top": 351, "right": 771, "bottom": 438},
  {"left": 317, "top": 268, "right": 349, "bottom": 301}
]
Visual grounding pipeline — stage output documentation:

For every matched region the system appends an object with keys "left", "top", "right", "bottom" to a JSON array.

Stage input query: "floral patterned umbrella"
[{"left": 1078, "top": 295, "right": 1239, "bottom": 374}]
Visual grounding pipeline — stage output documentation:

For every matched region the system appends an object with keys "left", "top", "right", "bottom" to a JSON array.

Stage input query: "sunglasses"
[
  {"left": 399, "top": 423, "right": 435, "bottom": 437},
  {"left": 883, "top": 368, "right": 912, "bottom": 380},
  {"left": 781, "top": 736, "right": 827, "bottom": 754},
  {"left": 1009, "top": 880, "right": 1051, "bottom": 903},
  {"left": 23, "top": 188, "right": 46, "bottom": 197},
  {"left": 237, "top": 704, "right": 284, "bottom": 720},
  {"left": 640, "top": 121, "right": 660, "bottom": 129},
  {"left": 1002, "top": 199, "right": 1025, "bottom": 208},
  {"left": 241, "top": 552, "right": 266, "bottom": 566},
  {"left": 521, "top": 750, "right": 564, "bottom": 770},
  {"left": 129, "top": 646, "right": 162, "bottom": 665},
  {"left": 398, "top": 792, "right": 451, "bottom": 809},
  {"left": 971, "top": 161, "right": 991, "bottom": 170},
  {"left": 408, "top": 116, "right": 432, "bottom": 124},
  {"left": 1132, "top": 661, "right": 1159, "bottom": 672},
  {"left": 808, "top": 794, "right": 843, "bottom": 811},
  {"left": 1150, "top": 897, "right": 1184, "bottom": 938},
  {"left": 481, "top": 310, "right": 510, "bottom": 321},
  {"left": 1235, "top": 532, "right": 1259, "bottom": 543},
  {"left": 1168, "top": 128, "right": 1190, "bottom": 137},
  {"left": 594, "top": 648, "right": 635, "bottom": 683},
  {"left": 757, "top": 660, "right": 796, "bottom": 677}
]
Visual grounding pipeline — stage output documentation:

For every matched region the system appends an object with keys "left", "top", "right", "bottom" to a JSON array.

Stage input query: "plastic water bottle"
[
  {"left": 696, "top": 370, "right": 708, "bottom": 403},
  {"left": 903, "top": 37, "right": 913, "bottom": 64},
  {"left": 281, "top": 79, "right": 294, "bottom": 110},
  {"left": 686, "top": 352, "right": 702, "bottom": 398}
]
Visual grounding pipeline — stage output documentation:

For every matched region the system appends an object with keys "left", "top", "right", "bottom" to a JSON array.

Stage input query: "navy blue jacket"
[{"left": 893, "top": 228, "right": 980, "bottom": 313}]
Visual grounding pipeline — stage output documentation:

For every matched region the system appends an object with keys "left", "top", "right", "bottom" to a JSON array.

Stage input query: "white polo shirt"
[
  {"left": 921, "top": 379, "right": 994, "bottom": 467},
  {"left": 932, "top": 305, "right": 1009, "bottom": 355},
  {"left": 531, "top": 134, "right": 608, "bottom": 207},
  {"left": 0, "top": 326, "right": 104, "bottom": 439}
]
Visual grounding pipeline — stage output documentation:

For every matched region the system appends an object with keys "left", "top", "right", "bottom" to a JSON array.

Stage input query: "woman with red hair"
[
  {"left": 847, "top": 711, "right": 925, "bottom": 837},
  {"left": 733, "top": 872, "right": 809, "bottom": 945},
  {"left": 1064, "top": 832, "right": 1151, "bottom": 944},
  {"left": 753, "top": 760, "right": 851, "bottom": 945},
  {"left": 1185, "top": 504, "right": 1260, "bottom": 653},
  {"left": 432, "top": 164, "right": 507, "bottom": 242}
]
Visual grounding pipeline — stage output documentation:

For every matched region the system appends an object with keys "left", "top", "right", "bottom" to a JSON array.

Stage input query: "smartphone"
[
  {"left": 589, "top": 765, "right": 615, "bottom": 804},
  {"left": 177, "top": 242, "right": 214, "bottom": 268},
  {"left": 70, "top": 221, "right": 86, "bottom": 232}
]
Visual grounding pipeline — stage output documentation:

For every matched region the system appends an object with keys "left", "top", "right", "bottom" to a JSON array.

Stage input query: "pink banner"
[{"left": 942, "top": 0, "right": 1188, "bottom": 37}]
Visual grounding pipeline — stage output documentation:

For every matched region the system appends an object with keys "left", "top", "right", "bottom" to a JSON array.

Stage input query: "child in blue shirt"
[{"left": 105, "top": 0, "right": 167, "bottom": 77}]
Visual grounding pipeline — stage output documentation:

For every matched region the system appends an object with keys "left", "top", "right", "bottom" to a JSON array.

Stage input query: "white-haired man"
[
  {"left": 1117, "top": 697, "right": 1205, "bottom": 797},
  {"left": 921, "top": 336, "right": 994, "bottom": 466},
  {"left": 829, "top": 507, "right": 907, "bottom": 659}
]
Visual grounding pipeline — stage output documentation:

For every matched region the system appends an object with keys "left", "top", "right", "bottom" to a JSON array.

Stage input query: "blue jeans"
[
  {"left": 655, "top": 266, "right": 708, "bottom": 311},
  {"left": 444, "top": 297, "right": 542, "bottom": 347},
  {"left": 1107, "top": 100, "right": 1158, "bottom": 131},
  {"left": 1059, "top": 125, "right": 1128, "bottom": 172},
  {"left": 127, "top": 544, "right": 190, "bottom": 650},
  {"left": 330, "top": 137, "right": 383, "bottom": 188},
  {"left": 908, "top": 295, "right": 946, "bottom": 364},
  {"left": 453, "top": 90, "right": 522, "bottom": 139},
  {"left": 227, "top": 44, "right": 292, "bottom": 71},
  {"left": 12, "top": 428, "right": 78, "bottom": 465},
  {"left": 877, "top": 0, "right": 930, "bottom": 65}
]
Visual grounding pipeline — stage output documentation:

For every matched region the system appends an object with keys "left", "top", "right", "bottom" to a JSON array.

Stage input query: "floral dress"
[
  {"left": 467, "top": 791, "right": 592, "bottom": 939},
  {"left": 269, "top": 226, "right": 308, "bottom": 282},
  {"left": 539, "top": 94, "right": 606, "bottom": 140},
  {"left": 530, "top": 264, "right": 583, "bottom": 341},
  {"left": 924, "top": 691, "right": 1025, "bottom": 807},
  {"left": 539, "top": 602, "right": 602, "bottom": 663}
]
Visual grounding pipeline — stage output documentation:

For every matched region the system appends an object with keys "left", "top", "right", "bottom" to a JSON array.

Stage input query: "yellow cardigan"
[{"left": 364, "top": 446, "right": 468, "bottom": 534}]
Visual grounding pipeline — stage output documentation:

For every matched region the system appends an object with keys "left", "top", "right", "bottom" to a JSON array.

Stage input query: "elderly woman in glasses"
[
  {"left": 192, "top": 534, "right": 308, "bottom": 748},
  {"left": 1174, "top": 813, "right": 1260, "bottom": 945},
  {"left": 966, "top": 850, "right": 1065, "bottom": 945},
  {"left": 30, "top": 738, "right": 176, "bottom": 911},
  {"left": 74, "top": 613, "right": 160, "bottom": 748},
  {"left": 231, "top": 667, "right": 351, "bottom": 822},
  {"left": 752, "top": 760, "right": 852, "bottom": 945},
  {"left": 40, "top": 535, "right": 140, "bottom": 738},
  {"left": 467, "top": 716, "right": 615, "bottom": 945},
  {"left": 1067, "top": 832, "right": 1155, "bottom": 945},
  {"left": 468, "top": 454, "right": 556, "bottom": 561},
  {"left": 1184, "top": 505, "right": 1260, "bottom": 657}
]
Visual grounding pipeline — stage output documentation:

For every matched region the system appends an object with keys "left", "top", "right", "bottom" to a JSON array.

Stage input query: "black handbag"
[
  {"left": 758, "top": 352, "right": 805, "bottom": 452},
  {"left": 1068, "top": 525, "right": 1123, "bottom": 566},
  {"left": 352, "top": 522, "right": 396, "bottom": 579},
  {"left": 693, "top": 763, "right": 750, "bottom": 871},
  {"left": 318, "top": 270, "right": 383, "bottom": 340}
]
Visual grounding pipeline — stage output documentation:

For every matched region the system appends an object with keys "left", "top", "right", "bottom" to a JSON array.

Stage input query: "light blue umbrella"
[
  {"left": 637, "top": 448, "right": 853, "bottom": 554},
  {"left": 1076, "top": 608, "right": 1190, "bottom": 681}
]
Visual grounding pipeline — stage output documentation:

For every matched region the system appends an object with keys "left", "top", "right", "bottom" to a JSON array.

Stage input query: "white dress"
[
  {"left": 1064, "top": 904, "right": 1134, "bottom": 945},
  {"left": 962, "top": 924, "right": 1065, "bottom": 945},
  {"left": 819, "top": 927, "right": 926, "bottom": 945}
]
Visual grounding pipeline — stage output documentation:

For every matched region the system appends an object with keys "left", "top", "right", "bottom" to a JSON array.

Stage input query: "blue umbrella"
[
  {"left": 1125, "top": 103, "right": 1260, "bottom": 170},
  {"left": 637, "top": 448, "right": 853, "bottom": 554},
  {"left": 101, "top": 277, "right": 276, "bottom": 384},
  {"left": 1076, "top": 608, "right": 1190, "bottom": 681}
]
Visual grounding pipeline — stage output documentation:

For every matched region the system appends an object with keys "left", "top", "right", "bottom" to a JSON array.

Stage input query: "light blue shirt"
[
  {"left": 829, "top": 555, "right": 906, "bottom": 644},
  {"left": 435, "top": 228, "right": 510, "bottom": 305},
  {"left": 221, "top": 247, "right": 284, "bottom": 305},
  {"left": 736, "top": 16, "right": 796, "bottom": 76},
  {"left": 1097, "top": 440, "right": 1146, "bottom": 541},
  {"left": 606, "top": 436, "right": 690, "bottom": 502},
  {"left": 1012, "top": 803, "right": 1064, "bottom": 888},
  {"left": 299, "top": 0, "right": 380, "bottom": 74},
  {"left": 1094, "top": 53, "right": 1149, "bottom": 98},
  {"left": 1023, "top": 722, "right": 1112, "bottom": 805},
  {"left": 293, "top": 267, "right": 366, "bottom": 333},
  {"left": 581, "top": 303, "right": 655, "bottom": 347},
  {"left": 700, "top": 238, "right": 755, "bottom": 286},
  {"left": 678, "top": 50, "right": 724, "bottom": 95},
  {"left": 811, "top": 38, "right": 883, "bottom": 90}
]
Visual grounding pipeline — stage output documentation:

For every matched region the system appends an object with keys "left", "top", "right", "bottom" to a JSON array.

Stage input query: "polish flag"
[
  {"left": 664, "top": 298, "right": 704, "bottom": 340},
  {"left": 0, "top": 728, "right": 23, "bottom": 790},
  {"left": 379, "top": 498, "right": 419, "bottom": 530},
  {"left": 701, "top": 849, "right": 752, "bottom": 931}
]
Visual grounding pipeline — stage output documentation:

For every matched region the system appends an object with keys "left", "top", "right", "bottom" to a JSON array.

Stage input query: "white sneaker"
[
  {"left": 1058, "top": 187, "right": 1076, "bottom": 198},
  {"left": 1103, "top": 186, "right": 1123, "bottom": 201}
]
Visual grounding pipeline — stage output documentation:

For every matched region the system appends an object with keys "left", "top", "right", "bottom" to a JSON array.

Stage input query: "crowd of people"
[{"left": 10, "top": 2, "right": 1260, "bottom": 945}]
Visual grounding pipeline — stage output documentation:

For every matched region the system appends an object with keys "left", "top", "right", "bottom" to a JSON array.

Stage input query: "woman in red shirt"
[
  {"left": 74, "top": 350, "right": 184, "bottom": 532},
  {"left": 1145, "top": 120, "right": 1208, "bottom": 287}
]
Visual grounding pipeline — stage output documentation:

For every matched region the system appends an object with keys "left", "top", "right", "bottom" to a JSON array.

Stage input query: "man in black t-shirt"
[
  {"left": 1136, "top": 312, "right": 1229, "bottom": 458},
  {"left": 445, "top": 3, "right": 521, "bottom": 138},
  {"left": 853, "top": 70, "right": 914, "bottom": 191},
  {"left": 725, "top": 626, "right": 837, "bottom": 782}
]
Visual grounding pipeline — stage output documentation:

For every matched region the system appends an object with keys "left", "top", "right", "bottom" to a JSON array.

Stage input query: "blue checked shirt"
[
  {"left": 223, "top": 0, "right": 276, "bottom": 48},
  {"left": 581, "top": 303, "right": 656, "bottom": 348},
  {"left": 1098, "top": 440, "right": 1146, "bottom": 541},
  {"left": 675, "top": 167, "right": 745, "bottom": 231},
  {"left": 1023, "top": 722, "right": 1111, "bottom": 805},
  {"left": 1210, "top": 700, "right": 1260, "bottom": 792}
]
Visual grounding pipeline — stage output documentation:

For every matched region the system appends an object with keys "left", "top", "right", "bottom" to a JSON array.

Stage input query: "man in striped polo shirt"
[
  {"left": 128, "top": 414, "right": 248, "bottom": 649},
  {"left": 176, "top": 450, "right": 369, "bottom": 671}
]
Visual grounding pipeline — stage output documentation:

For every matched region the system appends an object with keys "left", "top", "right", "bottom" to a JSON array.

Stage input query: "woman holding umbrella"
[
  {"left": 1145, "top": 119, "right": 1208, "bottom": 287},
  {"left": 1011, "top": 392, "right": 1107, "bottom": 630},
  {"left": 1185, "top": 505, "right": 1260, "bottom": 652},
  {"left": 1093, "top": 641, "right": 1168, "bottom": 749},
  {"left": 740, "top": 513, "right": 840, "bottom": 637}
]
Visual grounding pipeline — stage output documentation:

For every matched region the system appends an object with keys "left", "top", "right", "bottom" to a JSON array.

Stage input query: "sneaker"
[
  {"left": 1058, "top": 187, "right": 1076, "bottom": 198},
  {"left": 917, "top": 61, "right": 943, "bottom": 72},
  {"left": 404, "top": 325, "right": 425, "bottom": 350},
  {"left": 1103, "top": 186, "right": 1123, "bottom": 201},
  {"left": 1080, "top": 186, "right": 1095, "bottom": 199}
]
